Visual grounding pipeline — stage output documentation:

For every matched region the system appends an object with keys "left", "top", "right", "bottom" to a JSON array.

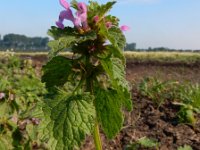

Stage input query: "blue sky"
[{"left": 0, "top": 0, "right": 200, "bottom": 49}]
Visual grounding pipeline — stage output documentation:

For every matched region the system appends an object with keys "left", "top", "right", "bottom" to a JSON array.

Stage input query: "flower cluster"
[
  {"left": 56, "top": 0, "right": 129, "bottom": 32},
  {"left": 56, "top": 0, "right": 89, "bottom": 30}
]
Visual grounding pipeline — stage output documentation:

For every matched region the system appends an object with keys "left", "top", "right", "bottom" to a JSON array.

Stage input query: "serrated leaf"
[
  {"left": 105, "top": 15, "right": 119, "bottom": 26},
  {"left": 42, "top": 92, "right": 96, "bottom": 150},
  {"left": 99, "top": 22, "right": 126, "bottom": 49},
  {"left": 100, "top": 58, "right": 132, "bottom": 111},
  {"left": 88, "top": 1, "right": 116, "bottom": 19},
  {"left": 107, "top": 27, "right": 126, "bottom": 50},
  {"left": 42, "top": 56, "right": 72, "bottom": 88},
  {"left": 48, "top": 27, "right": 97, "bottom": 59},
  {"left": 95, "top": 88, "right": 123, "bottom": 139},
  {"left": 48, "top": 36, "right": 77, "bottom": 58},
  {"left": 105, "top": 45, "right": 125, "bottom": 64},
  {"left": 98, "top": 1, "right": 116, "bottom": 18},
  {"left": 78, "top": 31, "right": 97, "bottom": 43},
  {"left": 48, "top": 26, "right": 77, "bottom": 40}
]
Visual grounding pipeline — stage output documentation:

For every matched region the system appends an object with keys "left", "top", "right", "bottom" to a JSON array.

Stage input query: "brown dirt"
[
  {"left": 126, "top": 60, "right": 200, "bottom": 84},
  {"left": 22, "top": 56, "right": 200, "bottom": 150}
]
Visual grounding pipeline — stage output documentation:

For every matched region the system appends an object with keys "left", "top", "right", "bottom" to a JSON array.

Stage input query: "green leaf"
[
  {"left": 105, "top": 15, "right": 119, "bottom": 26},
  {"left": 137, "top": 137, "right": 159, "bottom": 148},
  {"left": 100, "top": 58, "right": 132, "bottom": 111},
  {"left": 0, "top": 102, "right": 11, "bottom": 117},
  {"left": 107, "top": 27, "right": 126, "bottom": 50},
  {"left": 88, "top": 1, "right": 116, "bottom": 19},
  {"left": 48, "top": 26, "right": 77, "bottom": 40},
  {"left": 105, "top": 45, "right": 125, "bottom": 65},
  {"left": 70, "top": 0, "right": 78, "bottom": 10},
  {"left": 95, "top": 88, "right": 123, "bottom": 139},
  {"left": 48, "top": 36, "right": 77, "bottom": 58},
  {"left": 47, "top": 26, "right": 97, "bottom": 58},
  {"left": 42, "top": 91, "right": 96, "bottom": 150},
  {"left": 0, "top": 139, "right": 7, "bottom": 150},
  {"left": 42, "top": 56, "right": 72, "bottom": 88},
  {"left": 0, "top": 135, "right": 13, "bottom": 150},
  {"left": 98, "top": 1, "right": 116, "bottom": 18},
  {"left": 99, "top": 21, "right": 126, "bottom": 50},
  {"left": 78, "top": 31, "right": 97, "bottom": 43}
]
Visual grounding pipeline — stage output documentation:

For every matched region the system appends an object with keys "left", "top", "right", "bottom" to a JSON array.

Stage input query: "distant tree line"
[
  {"left": 135, "top": 47, "right": 200, "bottom": 52},
  {"left": 125, "top": 43, "right": 136, "bottom": 51},
  {"left": 0, "top": 34, "right": 49, "bottom": 51},
  {"left": 125, "top": 44, "right": 200, "bottom": 52},
  {"left": 0, "top": 34, "right": 199, "bottom": 52}
]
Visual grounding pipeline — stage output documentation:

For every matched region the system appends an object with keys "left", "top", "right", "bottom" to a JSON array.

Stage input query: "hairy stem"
[
  {"left": 85, "top": 55, "right": 102, "bottom": 150},
  {"left": 93, "top": 120, "right": 102, "bottom": 150}
]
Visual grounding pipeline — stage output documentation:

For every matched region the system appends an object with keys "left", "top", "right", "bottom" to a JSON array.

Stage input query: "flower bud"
[
  {"left": 106, "top": 22, "right": 112, "bottom": 29},
  {"left": 120, "top": 25, "right": 130, "bottom": 32},
  {"left": 0, "top": 92, "right": 5, "bottom": 100},
  {"left": 93, "top": 16, "right": 99, "bottom": 23}
]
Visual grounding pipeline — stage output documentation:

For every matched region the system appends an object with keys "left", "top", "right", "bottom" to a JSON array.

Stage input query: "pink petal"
[
  {"left": 120, "top": 25, "right": 130, "bottom": 32},
  {"left": 76, "top": 11, "right": 88, "bottom": 29},
  {"left": 56, "top": 9, "right": 75, "bottom": 29},
  {"left": 73, "top": 17, "right": 81, "bottom": 28},
  {"left": 77, "top": 12, "right": 87, "bottom": 22},
  {"left": 62, "top": 9, "right": 74, "bottom": 22},
  {"left": 59, "top": 0, "right": 70, "bottom": 9},
  {"left": 77, "top": 2, "right": 87, "bottom": 13},
  {"left": 59, "top": 10, "right": 67, "bottom": 22},
  {"left": 56, "top": 21, "right": 65, "bottom": 29}
]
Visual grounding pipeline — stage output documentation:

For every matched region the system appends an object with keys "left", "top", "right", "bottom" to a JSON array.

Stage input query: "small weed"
[
  {"left": 173, "top": 84, "right": 200, "bottom": 125},
  {"left": 138, "top": 77, "right": 176, "bottom": 107},
  {"left": 125, "top": 136, "right": 160, "bottom": 150},
  {"left": 138, "top": 77, "right": 200, "bottom": 125},
  {"left": 0, "top": 54, "right": 47, "bottom": 149},
  {"left": 177, "top": 145, "right": 193, "bottom": 150}
]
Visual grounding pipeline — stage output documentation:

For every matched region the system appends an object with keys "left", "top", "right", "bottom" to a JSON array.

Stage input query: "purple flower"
[
  {"left": 73, "top": 17, "right": 81, "bottom": 28},
  {"left": 0, "top": 92, "right": 5, "bottom": 100},
  {"left": 77, "top": 2, "right": 87, "bottom": 13},
  {"left": 59, "top": 0, "right": 70, "bottom": 9},
  {"left": 56, "top": 9, "right": 75, "bottom": 29},
  {"left": 76, "top": 2, "right": 88, "bottom": 29},
  {"left": 56, "top": 0, "right": 89, "bottom": 30},
  {"left": 56, "top": 21, "right": 65, "bottom": 29},
  {"left": 120, "top": 25, "right": 130, "bottom": 32},
  {"left": 76, "top": 12, "right": 87, "bottom": 23},
  {"left": 61, "top": 9, "right": 74, "bottom": 22},
  {"left": 106, "top": 22, "right": 113, "bottom": 29}
]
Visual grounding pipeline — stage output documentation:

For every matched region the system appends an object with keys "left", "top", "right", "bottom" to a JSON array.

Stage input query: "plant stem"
[
  {"left": 85, "top": 55, "right": 102, "bottom": 150},
  {"left": 93, "top": 120, "right": 102, "bottom": 150}
]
